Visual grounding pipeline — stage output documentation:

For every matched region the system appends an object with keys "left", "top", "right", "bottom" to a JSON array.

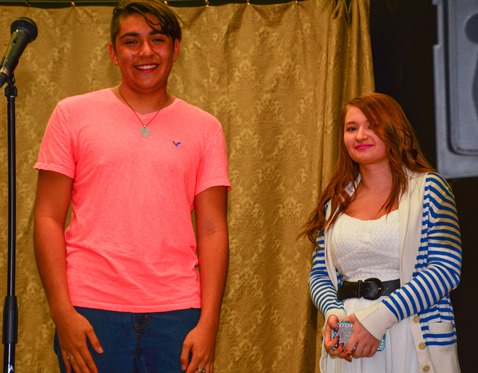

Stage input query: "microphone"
[{"left": 0, "top": 17, "right": 38, "bottom": 88}]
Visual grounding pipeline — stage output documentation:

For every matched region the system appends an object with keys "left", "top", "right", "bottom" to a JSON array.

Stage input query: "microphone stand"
[{"left": 2, "top": 74, "right": 18, "bottom": 373}]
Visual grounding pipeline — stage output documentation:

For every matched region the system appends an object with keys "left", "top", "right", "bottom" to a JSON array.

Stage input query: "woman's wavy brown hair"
[{"left": 302, "top": 92, "right": 435, "bottom": 244}]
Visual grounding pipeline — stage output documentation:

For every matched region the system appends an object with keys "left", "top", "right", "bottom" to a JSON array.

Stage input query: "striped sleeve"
[
  {"left": 382, "top": 173, "right": 462, "bottom": 321},
  {"left": 308, "top": 231, "right": 346, "bottom": 320}
]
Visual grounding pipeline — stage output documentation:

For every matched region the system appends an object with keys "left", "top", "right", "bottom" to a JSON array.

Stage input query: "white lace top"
[{"left": 331, "top": 210, "right": 400, "bottom": 282}]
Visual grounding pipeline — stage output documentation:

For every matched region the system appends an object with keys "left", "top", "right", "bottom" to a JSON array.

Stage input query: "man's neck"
[{"left": 116, "top": 84, "right": 170, "bottom": 114}]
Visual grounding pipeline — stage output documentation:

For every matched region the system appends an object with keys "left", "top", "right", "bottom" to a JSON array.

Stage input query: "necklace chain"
[{"left": 118, "top": 85, "right": 169, "bottom": 137}]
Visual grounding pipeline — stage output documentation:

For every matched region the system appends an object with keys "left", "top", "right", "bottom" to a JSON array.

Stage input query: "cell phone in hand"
[{"left": 331, "top": 322, "right": 385, "bottom": 351}]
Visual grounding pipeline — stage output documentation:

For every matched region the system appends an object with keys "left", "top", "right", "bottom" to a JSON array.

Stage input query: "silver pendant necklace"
[{"left": 118, "top": 85, "right": 169, "bottom": 138}]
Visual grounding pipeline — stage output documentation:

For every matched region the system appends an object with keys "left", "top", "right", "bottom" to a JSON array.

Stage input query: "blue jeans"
[{"left": 54, "top": 307, "right": 201, "bottom": 373}]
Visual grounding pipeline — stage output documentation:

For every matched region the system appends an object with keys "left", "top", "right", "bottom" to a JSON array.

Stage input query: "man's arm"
[
  {"left": 34, "top": 170, "right": 73, "bottom": 320},
  {"left": 34, "top": 170, "right": 102, "bottom": 373},
  {"left": 181, "top": 185, "right": 229, "bottom": 373}
]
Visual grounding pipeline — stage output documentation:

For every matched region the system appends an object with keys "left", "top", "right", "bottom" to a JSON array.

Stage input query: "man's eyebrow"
[
  {"left": 120, "top": 31, "right": 138, "bottom": 38},
  {"left": 119, "top": 29, "right": 164, "bottom": 39}
]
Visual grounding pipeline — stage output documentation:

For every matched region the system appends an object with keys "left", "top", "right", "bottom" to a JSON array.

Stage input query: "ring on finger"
[
  {"left": 196, "top": 368, "right": 206, "bottom": 373},
  {"left": 66, "top": 355, "right": 74, "bottom": 360}
]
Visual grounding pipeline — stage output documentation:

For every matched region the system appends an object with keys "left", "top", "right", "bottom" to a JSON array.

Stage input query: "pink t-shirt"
[{"left": 35, "top": 88, "right": 231, "bottom": 312}]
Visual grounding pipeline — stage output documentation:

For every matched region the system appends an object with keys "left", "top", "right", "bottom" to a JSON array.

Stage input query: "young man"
[{"left": 33, "top": 1, "right": 230, "bottom": 372}]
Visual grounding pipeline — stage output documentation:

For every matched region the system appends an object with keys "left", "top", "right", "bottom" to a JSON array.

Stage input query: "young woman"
[{"left": 303, "top": 93, "right": 461, "bottom": 373}]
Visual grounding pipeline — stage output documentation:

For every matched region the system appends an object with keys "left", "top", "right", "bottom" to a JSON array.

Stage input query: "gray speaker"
[{"left": 434, "top": 0, "right": 478, "bottom": 178}]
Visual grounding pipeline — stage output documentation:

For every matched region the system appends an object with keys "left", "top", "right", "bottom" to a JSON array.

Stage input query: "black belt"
[{"left": 337, "top": 278, "right": 400, "bottom": 300}]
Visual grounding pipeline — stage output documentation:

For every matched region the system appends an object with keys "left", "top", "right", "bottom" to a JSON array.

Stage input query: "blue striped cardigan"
[{"left": 309, "top": 172, "right": 462, "bottom": 373}]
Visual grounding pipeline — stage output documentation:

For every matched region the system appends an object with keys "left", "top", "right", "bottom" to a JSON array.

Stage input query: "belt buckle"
[{"left": 363, "top": 278, "right": 383, "bottom": 300}]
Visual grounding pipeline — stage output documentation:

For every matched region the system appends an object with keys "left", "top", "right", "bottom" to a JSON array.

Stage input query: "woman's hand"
[
  {"left": 340, "top": 314, "right": 381, "bottom": 360},
  {"left": 323, "top": 315, "right": 352, "bottom": 361}
]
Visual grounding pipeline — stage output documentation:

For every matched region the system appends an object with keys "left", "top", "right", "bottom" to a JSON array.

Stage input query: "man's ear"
[
  {"left": 173, "top": 38, "right": 180, "bottom": 62},
  {"left": 109, "top": 42, "right": 119, "bottom": 65}
]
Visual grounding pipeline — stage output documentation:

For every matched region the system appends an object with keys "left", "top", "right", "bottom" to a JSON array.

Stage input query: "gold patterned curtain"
[{"left": 0, "top": 1, "right": 373, "bottom": 371}]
